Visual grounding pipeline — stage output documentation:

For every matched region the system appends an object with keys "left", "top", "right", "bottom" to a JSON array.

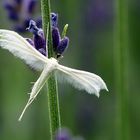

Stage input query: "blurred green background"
[{"left": 0, "top": 0, "right": 140, "bottom": 140}]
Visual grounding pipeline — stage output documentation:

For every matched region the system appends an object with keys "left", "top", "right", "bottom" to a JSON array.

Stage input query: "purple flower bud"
[
  {"left": 4, "top": 3, "right": 12, "bottom": 10},
  {"left": 36, "top": 17, "right": 42, "bottom": 28},
  {"left": 57, "top": 37, "right": 69, "bottom": 56},
  {"left": 51, "top": 13, "right": 58, "bottom": 27},
  {"left": 55, "top": 128, "right": 72, "bottom": 140},
  {"left": 26, "top": 38, "right": 34, "bottom": 47},
  {"left": 32, "top": 13, "right": 58, "bottom": 29},
  {"left": 33, "top": 31, "right": 46, "bottom": 50},
  {"left": 14, "top": 0, "right": 22, "bottom": 5},
  {"left": 52, "top": 27, "right": 61, "bottom": 51},
  {"left": 38, "top": 48, "right": 47, "bottom": 56},
  {"left": 4, "top": 3, "right": 19, "bottom": 21},
  {"left": 27, "top": 20, "right": 46, "bottom": 56},
  {"left": 8, "top": 11, "right": 19, "bottom": 21},
  {"left": 27, "top": 20, "right": 39, "bottom": 35},
  {"left": 26, "top": 0, "right": 37, "bottom": 14},
  {"left": 23, "top": 18, "right": 31, "bottom": 28}
]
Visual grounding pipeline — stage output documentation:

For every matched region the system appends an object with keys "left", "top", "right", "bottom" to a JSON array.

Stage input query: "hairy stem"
[
  {"left": 114, "top": 0, "right": 130, "bottom": 140},
  {"left": 41, "top": 0, "right": 61, "bottom": 139}
]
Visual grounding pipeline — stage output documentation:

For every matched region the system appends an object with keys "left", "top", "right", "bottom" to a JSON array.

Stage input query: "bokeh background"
[{"left": 0, "top": 0, "right": 139, "bottom": 140}]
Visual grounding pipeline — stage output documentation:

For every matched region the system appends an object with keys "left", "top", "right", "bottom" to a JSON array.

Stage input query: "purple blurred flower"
[
  {"left": 55, "top": 128, "right": 85, "bottom": 140},
  {"left": 75, "top": 100, "right": 96, "bottom": 138},
  {"left": 24, "top": 0, "right": 36, "bottom": 14},
  {"left": 4, "top": 1, "right": 20, "bottom": 21},
  {"left": 4, "top": 0, "right": 37, "bottom": 33},
  {"left": 86, "top": 0, "right": 113, "bottom": 26},
  {"left": 55, "top": 128, "right": 72, "bottom": 140}
]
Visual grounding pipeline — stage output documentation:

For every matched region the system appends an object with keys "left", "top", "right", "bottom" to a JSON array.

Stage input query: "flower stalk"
[
  {"left": 41, "top": 0, "right": 61, "bottom": 139},
  {"left": 114, "top": 0, "right": 130, "bottom": 139}
]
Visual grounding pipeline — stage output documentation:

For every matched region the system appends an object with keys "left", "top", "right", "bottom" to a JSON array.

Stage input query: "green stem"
[
  {"left": 41, "top": 0, "right": 61, "bottom": 139},
  {"left": 114, "top": 0, "right": 130, "bottom": 140}
]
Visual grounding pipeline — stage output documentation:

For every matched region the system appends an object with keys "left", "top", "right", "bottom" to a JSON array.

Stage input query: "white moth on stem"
[{"left": 0, "top": 30, "right": 108, "bottom": 121}]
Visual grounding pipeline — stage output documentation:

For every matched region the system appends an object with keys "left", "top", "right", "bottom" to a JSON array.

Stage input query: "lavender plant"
[
  {"left": 86, "top": 0, "right": 113, "bottom": 26},
  {"left": 0, "top": 0, "right": 108, "bottom": 139},
  {"left": 26, "top": 14, "right": 69, "bottom": 58}
]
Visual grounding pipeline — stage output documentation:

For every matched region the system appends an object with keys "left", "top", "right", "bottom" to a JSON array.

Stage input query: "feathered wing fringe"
[{"left": 56, "top": 64, "right": 108, "bottom": 97}]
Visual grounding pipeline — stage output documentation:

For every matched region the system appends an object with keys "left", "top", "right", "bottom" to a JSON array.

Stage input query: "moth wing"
[
  {"left": 56, "top": 65, "right": 108, "bottom": 97},
  {"left": 0, "top": 30, "right": 48, "bottom": 71}
]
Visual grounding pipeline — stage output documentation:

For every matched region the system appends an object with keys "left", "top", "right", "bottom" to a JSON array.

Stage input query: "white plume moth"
[{"left": 0, "top": 30, "right": 108, "bottom": 121}]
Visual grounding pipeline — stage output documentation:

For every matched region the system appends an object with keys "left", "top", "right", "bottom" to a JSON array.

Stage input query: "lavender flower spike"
[
  {"left": 51, "top": 13, "right": 69, "bottom": 57},
  {"left": 27, "top": 20, "right": 47, "bottom": 56},
  {"left": 25, "top": 13, "right": 69, "bottom": 58},
  {"left": 51, "top": 12, "right": 58, "bottom": 27}
]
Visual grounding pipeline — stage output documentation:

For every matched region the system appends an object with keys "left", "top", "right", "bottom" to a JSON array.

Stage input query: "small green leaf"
[{"left": 62, "top": 24, "right": 69, "bottom": 38}]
